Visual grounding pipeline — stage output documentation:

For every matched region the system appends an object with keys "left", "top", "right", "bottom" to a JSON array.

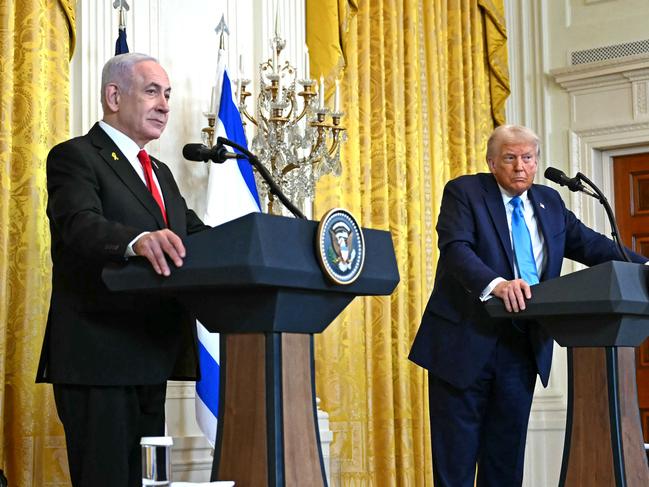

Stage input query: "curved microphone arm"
[
  {"left": 576, "top": 172, "right": 631, "bottom": 262},
  {"left": 216, "top": 137, "right": 307, "bottom": 220}
]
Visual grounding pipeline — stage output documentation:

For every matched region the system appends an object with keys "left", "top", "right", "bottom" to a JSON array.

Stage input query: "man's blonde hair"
[{"left": 486, "top": 125, "right": 541, "bottom": 161}]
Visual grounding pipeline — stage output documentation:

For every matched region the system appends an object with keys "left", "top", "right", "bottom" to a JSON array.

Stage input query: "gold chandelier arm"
[
  {"left": 327, "top": 128, "right": 344, "bottom": 157},
  {"left": 295, "top": 106, "right": 310, "bottom": 123},
  {"left": 295, "top": 91, "right": 317, "bottom": 123},
  {"left": 327, "top": 138, "right": 340, "bottom": 158},
  {"left": 284, "top": 95, "right": 297, "bottom": 120},
  {"left": 280, "top": 162, "right": 300, "bottom": 176},
  {"left": 240, "top": 106, "right": 259, "bottom": 127}
]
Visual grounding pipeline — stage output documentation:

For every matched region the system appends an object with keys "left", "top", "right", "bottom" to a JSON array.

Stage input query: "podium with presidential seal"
[{"left": 103, "top": 211, "right": 399, "bottom": 487}]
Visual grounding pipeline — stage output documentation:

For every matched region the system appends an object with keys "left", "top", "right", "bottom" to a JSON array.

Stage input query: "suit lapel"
[
  {"left": 482, "top": 174, "right": 515, "bottom": 277},
  {"left": 89, "top": 124, "right": 166, "bottom": 229}
]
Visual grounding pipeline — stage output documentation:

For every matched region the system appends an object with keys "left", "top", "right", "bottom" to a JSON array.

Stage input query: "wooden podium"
[
  {"left": 487, "top": 261, "right": 649, "bottom": 486},
  {"left": 103, "top": 213, "right": 400, "bottom": 487}
]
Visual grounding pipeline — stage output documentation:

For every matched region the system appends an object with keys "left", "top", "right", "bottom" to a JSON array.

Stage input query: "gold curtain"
[
  {"left": 0, "top": 0, "right": 75, "bottom": 484},
  {"left": 306, "top": 0, "right": 358, "bottom": 89},
  {"left": 307, "top": 0, "right": 509, "bottom": 485}
]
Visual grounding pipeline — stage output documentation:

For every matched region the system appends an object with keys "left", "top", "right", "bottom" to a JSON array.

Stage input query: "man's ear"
[
  {"left": 486, "top": 157, "right": 495, "bottom": 172},
  {"left": 104, "top": 84, "right": 120, "bottom": 112}
]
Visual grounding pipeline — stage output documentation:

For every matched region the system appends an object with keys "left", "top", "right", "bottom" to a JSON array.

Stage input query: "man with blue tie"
[{"left": 408, "top": 125, "right": 647, "bottom": 487}]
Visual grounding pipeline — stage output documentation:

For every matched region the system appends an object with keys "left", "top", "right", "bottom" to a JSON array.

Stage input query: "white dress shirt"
[
  {"left": 98, "top": 120, "right": 165, "bottom": 200},
  {"left": 479, "top": 187, "right": 546, "bottom": 300},
  {"left": 98, "top": 121, "right": 163, "bottom": 256}
]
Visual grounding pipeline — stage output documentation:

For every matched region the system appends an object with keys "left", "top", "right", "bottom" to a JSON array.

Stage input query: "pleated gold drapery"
[
  {"left": 0, "top": 1, "right": 76, "bottom": 484},
  {"left": 307, "top": 0, "right": 509, "bottom": 484}
]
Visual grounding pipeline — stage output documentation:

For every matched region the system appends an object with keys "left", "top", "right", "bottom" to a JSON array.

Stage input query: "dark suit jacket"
[
  {"left": 409, "top": 172, "right": 646, "bottom": 389},
  {"left": 37, "top": 123, "right": 209, "bottom": 385}
]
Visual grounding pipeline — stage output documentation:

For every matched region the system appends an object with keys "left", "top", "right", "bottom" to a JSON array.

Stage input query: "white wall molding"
[
  {"left": 568, "top": 123, "right": 649, "bottom": 234},
  {"left": 505, "top": 0, "right": 549, "bottom": 140},
  {"left": 552, "top": 53, "right": 649, "bottom": 86},
  {"left": 551, "top": 54, "right": 649, "bottom": 232},
  {"left": 571, "top": 121, "right": 649, "bottom": 138},
  {"left": 167, "top": 381, "right": 197, "bottom": 400},
  {"left": 171, "top": 435, "right": 214, "bottom": 482}
]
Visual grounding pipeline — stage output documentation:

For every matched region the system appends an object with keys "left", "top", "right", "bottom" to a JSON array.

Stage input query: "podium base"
[{"left": 212, "top": 333, "right": 327, "bottom": 487}]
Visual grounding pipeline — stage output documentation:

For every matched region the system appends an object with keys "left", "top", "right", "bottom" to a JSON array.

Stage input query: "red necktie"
[{"left": 137, "top": 149, "right": 168, "bottom": 226}]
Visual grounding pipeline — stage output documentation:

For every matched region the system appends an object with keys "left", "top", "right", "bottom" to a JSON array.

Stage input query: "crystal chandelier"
[{"left": 237, "top": 32, "right": 346, "bottom": 215}]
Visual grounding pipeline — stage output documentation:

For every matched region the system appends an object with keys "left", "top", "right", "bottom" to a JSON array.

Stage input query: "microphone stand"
[
  {"left": 215, "top": 137, "right": 307, "bottom": 220},
  {"left": 575, "top": 172, "right": 631, "bottom": 262}
]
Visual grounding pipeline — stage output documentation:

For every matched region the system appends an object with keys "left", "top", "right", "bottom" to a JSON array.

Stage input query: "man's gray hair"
[
  {"left": 100, "top": 53, "right": 158, "bottom": 108},
  {"left": 486, "top": 124, "right": 541, "bottom": 160}
]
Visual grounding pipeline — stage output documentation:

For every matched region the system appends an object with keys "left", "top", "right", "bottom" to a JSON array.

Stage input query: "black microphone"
[
  {"left": 544, "top": 167, "right": 588, "bottom": 193},
  {"left": 216, "top": 136, "right": 307, "bottom": 219},
  {"left": 182, "top": 143, "right": 245, "bottom": 163},
  {"left": 545, "top": 166, "right": 630, "bottom": 261}
]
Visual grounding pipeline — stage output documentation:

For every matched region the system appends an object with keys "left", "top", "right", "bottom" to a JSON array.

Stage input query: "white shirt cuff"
[
  {"left": 480, "top": 277, "right": 506, "bottom": 302},
  {"left": 125, "top": 231, "right": 150, "bottom": 258}
]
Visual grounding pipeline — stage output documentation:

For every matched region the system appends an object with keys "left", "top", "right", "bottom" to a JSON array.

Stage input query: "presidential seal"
[{"left": 316, "top": 208, "right": 365, "bottom": 285}]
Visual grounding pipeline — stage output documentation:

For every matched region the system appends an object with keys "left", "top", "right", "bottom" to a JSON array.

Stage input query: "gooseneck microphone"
[
  {"left": 182, "top": 139, "right": 306, "bottom": 219},
  {"left": 215, "top": 137, "right": 306, "bottom": 220},
  {"left": 544, "top": 167, "right": 590, "bottom": 193},
  {"left": 544, "top": 166, "right": 630, "bottom": 262},
  {"left": 182, "top": 143, "right": 245, "bottom": 163}
]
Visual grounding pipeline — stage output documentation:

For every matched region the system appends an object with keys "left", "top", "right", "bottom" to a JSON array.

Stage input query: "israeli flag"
[
  {"left": 196, "top": 49, "right": 261, "bottom": 445},
  {"left": 115, "top": 27, "right": 129, "bottom": 55}
]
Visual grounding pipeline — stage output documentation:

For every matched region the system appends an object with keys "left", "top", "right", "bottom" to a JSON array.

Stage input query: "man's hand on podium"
[
  {"left": 133, "top": 229, "right": 186, "bottom": 276},
  {"left": 492, "top": 278, "right": 532, "bottom": 313}
]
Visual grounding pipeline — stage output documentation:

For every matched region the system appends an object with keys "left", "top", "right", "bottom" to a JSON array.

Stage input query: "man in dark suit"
[
  {"left": 36, "top": 53, "right": 209, "bottom": 486},
  {"left": 409, "top": 125, "right": 647, "bottom": 487}
]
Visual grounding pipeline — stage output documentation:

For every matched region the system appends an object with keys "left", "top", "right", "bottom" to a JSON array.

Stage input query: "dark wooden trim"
[
  {"left": 606, "top": 346, "right": 627, "bottom": 486},
  {"left": 212, "top": 336, "right": 227, "bottom": 477},
  {"left": 558, "top": 348, "right": 574, "bottom": 487},
  {"left": 267, "top": 333, "right": 286, "bottom": 486},
  {"left": 311, "top": 335, "right": 329, "bottom": 486}
]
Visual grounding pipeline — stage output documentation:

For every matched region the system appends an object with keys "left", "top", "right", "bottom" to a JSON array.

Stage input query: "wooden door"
[{"left": 613, "top": 152, "right": 649, "bottom": 442}]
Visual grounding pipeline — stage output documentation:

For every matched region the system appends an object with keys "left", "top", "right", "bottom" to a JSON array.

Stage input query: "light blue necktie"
[{"left": 510, "top": 196, "right": 539, "bottom": 285}]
